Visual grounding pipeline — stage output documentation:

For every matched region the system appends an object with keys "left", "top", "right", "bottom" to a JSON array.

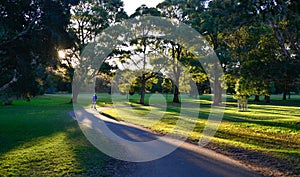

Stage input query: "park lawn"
[
  {"left": 0, "top": 95, "right": 113, "bottom": 176},
  {"left": 100, "top": 93, "right": 300, "bottom": 175}
]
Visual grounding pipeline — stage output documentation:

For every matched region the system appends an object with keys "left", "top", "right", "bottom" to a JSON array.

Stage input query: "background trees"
[
  {"left": 187, "top": 0, "right": 299, "bottom": 103},
  {"left": 1, "top": 0, "right": 299, "bottom": 104}
]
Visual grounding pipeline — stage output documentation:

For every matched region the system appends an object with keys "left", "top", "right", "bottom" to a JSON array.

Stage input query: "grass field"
[
  {"left": 0, "top": 95, "right": 113, "bottom": 176},
  {"left": 100, "top": 93, "right": 300, "bottom": 176},
  {"left": 0, "top": 93, "right": 299, "bottom": 176}
]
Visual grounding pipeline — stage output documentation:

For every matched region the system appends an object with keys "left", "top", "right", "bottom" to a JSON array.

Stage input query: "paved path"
[{"left": 70, "top": 108, "right": 260, "bottom": 177}]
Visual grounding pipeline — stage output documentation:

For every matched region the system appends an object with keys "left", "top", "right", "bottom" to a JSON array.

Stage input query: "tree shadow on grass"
[
  {"left": 223, "top": 112, "right": 300, "bottom": 131},
  {"left": 0, "top": 104, "right": 117, "bottom": 176},
  {"left": 215, "top": 128, "right": 300, "bottom": 150},
  {"left": 0, "top": 105, "right": 72, "bottom": 154},
  {"left": 172, "top": 102, "right": 299, "bottom": 131}
]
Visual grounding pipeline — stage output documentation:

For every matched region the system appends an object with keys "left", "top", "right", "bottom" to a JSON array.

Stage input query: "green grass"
[
  {"left": 0, "top": 94, "right": 112, "bottom": 176},
  {"left": 2, "top": 93, "right": 298, "bottom": 175},
  {"left": 100, "top": 93, "right": 300, "bottom": 175}
]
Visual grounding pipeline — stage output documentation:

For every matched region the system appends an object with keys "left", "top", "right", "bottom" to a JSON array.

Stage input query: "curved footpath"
[{"left": 70, "top": 108, "right": 260, "bottom": 177}]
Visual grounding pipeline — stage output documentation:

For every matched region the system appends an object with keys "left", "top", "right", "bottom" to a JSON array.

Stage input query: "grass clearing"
[
  {"left": 0, "top": 94, "right": 113, "bottom": 176},
  {"left": 100, "top": 93, "right": 300, "bottom": 176}
]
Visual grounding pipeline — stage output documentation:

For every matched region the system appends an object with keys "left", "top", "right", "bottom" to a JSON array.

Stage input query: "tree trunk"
[
  {"left": 213, "top": 80, "right": 222, "bottom": 105},
  {"left": 0, "top": 70, "right": 17, "bottom": 92},
  {"left": 254, "top": 95, "right": 260, "bottom": 102},
  {"left": 4, "top": 99, "right": 13, "bottom": 105},
  {"left": 265, "top": 95, "right": 270, "bottom": 103},
  {"left": 173, "top": 85, "right": 180, "bottom": 103},
  {"left": 282, "top": 91, "right": 287, "bottom": 101},
  {"left": 172, "top": 73, "right": 180, "bottom": 103},
  {"left": 172, "top": 45, "right": 181, "bottom": 104},
  {"left": 71, "top": 84, "right": 79, "bottom": 104},
  {"left": 140, "top": 77, "right": 146, "bottom": 105},
  {"left": 282, "top": 80, "right": 287, "bottom": 100}
]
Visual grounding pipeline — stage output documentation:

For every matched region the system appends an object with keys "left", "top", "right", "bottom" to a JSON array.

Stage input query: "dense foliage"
[{"left": 0, "top": 0, "right": 78, "bottom": 101}]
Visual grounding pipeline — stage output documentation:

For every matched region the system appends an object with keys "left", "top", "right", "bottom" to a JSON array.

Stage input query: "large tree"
[
  {"left": 0, "top": 0, "right": 77, "bottom": 102},
  {"left": 157, "top": 0, "right": 195, "bottom": 103},
  {"left": 230, "top": 0, "right": 300, "bottom": 100},
  {"left": 261, "top": 0, "right": 300, "bottom": 100},
  {"left": 117, "top": 5, "right": 163, "bottom": 105},
  {"left": 64, "top": 0, "right": 127, "bottom": 103},
  {"left": 188, "top": 0, "right": 231, "bottom": 105}
]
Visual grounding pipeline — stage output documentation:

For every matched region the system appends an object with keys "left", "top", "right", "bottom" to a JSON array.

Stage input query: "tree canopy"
[
  {"left": 1, "top": 0, "right": 299, "bottom": 104},
  {"left": 0, "top": 0, "right": 78, "bottom": 101}
]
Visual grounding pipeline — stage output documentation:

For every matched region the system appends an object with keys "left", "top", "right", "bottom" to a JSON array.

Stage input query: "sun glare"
[{"left": 58, "top": 50, "right": 66, "bottom": 59}]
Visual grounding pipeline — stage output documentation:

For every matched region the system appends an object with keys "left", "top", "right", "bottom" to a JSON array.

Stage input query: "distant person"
[{"left": 92, "top": 93, "right": 97, "bottom": 109}]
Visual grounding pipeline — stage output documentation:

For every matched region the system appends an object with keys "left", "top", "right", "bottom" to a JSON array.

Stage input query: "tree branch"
[
  {"left": 268, "top": 19, "right": 293, "bottom": 61},
  {"left": 0, "top": 16, "right": 38, "bottom": 48},
  {"left": 0, "top": 70, "right": 18, "bottom": 92}
]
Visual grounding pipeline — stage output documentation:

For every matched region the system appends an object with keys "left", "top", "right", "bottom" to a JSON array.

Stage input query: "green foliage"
[
  {"left": 115, "top": 70, "right": 137, "bottom": 95},
  {"left": 0, "top": 0, "right": 76, "bottom": 100},
  {"left": 162, "top": 78, "right": 173, "bottom": 94},
  {"left": 234, "top": 0, "right": 300, "bottom": 99},
  {"left": 184, "top": 0, "right": 300, "bottom": 101},
  {"left": 234, "top": 77, "right": 253, "bottom": 100},
  {"left": 95, "top": 73, "right": 112, "bottom": 93},
  {"left": 130, "top": 4, "right": 161, "bottom": 18}
]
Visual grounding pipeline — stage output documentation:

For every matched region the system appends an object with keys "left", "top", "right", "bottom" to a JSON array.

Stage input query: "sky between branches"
[{"left": 122, "top": 0, "right": 164, "bottom": 15}]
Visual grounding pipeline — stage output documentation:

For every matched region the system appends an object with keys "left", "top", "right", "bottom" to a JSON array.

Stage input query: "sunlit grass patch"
[
  {"left": 101, "top": 93, "right": 300, "bottom": 175},
  {"left": 0, "top": 132, "right": 82, "bottom": 176}
]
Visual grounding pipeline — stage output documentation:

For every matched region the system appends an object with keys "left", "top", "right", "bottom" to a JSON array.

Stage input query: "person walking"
[{"left": 92, "top": 93, "right": 97, "bottom": 109}]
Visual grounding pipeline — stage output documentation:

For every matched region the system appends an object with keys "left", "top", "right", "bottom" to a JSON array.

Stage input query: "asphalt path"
[{"left": 70, "top": 108, "right": 260, "bottom": 177}]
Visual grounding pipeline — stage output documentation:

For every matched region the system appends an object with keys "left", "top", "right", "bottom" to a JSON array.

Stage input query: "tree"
[
  {"left": 149, "top": 73, "right": 164, "bottom": 93},
  {"left": 187, "top": 0, "right": 234, "bottom": 105},
  {"left": 114, "top": 69, "right": 136, "bottom": 99},
  {"left": 247, "top": 25, "right": 284, "bottom": 103},
  {"left": 116, "top": 5, "right": 163, "bottom": 105},
  {"left": 162, "top": 78, "right": 173, "bottom": 98},
  {"left": 234, "top": 77, "right": 252, "bottom": 111},
  {"left": 118, "top": 32, "right": 160, "bottom": 105},
  {"left": 181, "top": 57, "right": 208, "bottom": 96},
  {"left": 157, "top": 1, "right": 193, "bottom": 103},
  {"left": 64, "top": 0, "right": 127, "bottom": 103},
  {"left": 233, "top": 0, "right": 300, "bottom": 100},
  {"left": 223, "top": 22, "right": 273, "bottom": 102},
  {"left": 130, "top": 4, "right": 161, "bottom": 18},
  {"left": 0, "top": 0, "right": 77, "bottom": 102}
]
